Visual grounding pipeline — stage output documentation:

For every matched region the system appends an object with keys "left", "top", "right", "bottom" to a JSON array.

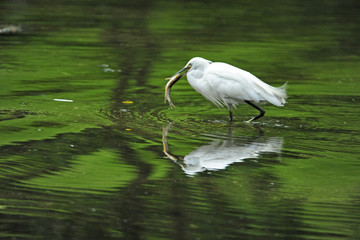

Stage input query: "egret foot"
[
  {"left": 245, "top": 100, "right": 265, "bottom": 122},
  {"left": 246, "top": 118, "right": 255, "bottom": 124}
]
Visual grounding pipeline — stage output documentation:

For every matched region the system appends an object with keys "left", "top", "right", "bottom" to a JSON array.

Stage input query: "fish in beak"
[{"left": 164, "top": 66, "right": 190, "bottom": 108}]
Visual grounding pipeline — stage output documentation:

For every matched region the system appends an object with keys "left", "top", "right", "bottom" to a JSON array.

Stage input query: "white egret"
[{"left": 165, "top": 57, "right": 287, "bottom": 121}]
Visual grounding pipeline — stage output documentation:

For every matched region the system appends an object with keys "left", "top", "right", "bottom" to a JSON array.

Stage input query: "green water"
[{"left": 1, "top": 0, "right": 360, "bottom": 239}]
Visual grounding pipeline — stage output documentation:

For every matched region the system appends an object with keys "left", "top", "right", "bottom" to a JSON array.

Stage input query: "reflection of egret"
[
  {"left": 162, "top": 125, "right": 283, "bottom": 176},
  {"left": 165, "top": 57, "right": 287, "bottom": 122}
]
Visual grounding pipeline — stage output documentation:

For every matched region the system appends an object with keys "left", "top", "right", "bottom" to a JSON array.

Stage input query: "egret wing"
[{"left": 205, "top": 62, "right": 287, "bottom": 107}]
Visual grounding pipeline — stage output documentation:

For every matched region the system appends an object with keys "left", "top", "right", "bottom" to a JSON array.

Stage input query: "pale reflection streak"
[{"left": 162, "top": 124, "right": 283, "bottom": 176}]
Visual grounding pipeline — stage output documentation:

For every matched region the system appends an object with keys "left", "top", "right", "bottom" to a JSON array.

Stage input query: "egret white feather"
[{"left": 164, "top": 57, "right": 287, "bottom": 121}]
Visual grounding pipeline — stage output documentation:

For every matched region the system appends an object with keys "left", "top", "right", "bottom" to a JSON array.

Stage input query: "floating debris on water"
[
  {"left": 98, "top": 64, "right": 122, "bottom": 73},
  {"left": 53, "top": 99, "right": 74, "bottom": 102},
  {"left": 0, "top": 25, "right": 22, "bottom": 35}
]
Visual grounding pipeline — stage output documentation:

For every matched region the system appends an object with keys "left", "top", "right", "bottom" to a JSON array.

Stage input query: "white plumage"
[{"left": 165, "top": 57, "right": 287, "bottom": 121}]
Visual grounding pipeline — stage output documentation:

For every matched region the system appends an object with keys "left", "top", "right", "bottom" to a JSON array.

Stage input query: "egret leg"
[
  {"left": 245, "top": 101, "right": 265, "bottom": 122},
  {"left": 228, "top": 104, "right": 233, "bottom": 121}
]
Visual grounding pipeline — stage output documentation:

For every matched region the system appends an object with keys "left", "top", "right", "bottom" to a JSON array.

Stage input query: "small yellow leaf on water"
[
  {"left": 122, "top": 100, "right": 134, "bottom": 104},
  {"left": 125, "top": 128, "right": 132, "bottom": 131}
]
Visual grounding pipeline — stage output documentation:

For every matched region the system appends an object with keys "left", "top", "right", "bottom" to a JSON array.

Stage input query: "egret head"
[
  {"left": 165, "top": 57, "right": 212, "bottom": 92},
  {"left": 185, "top": 57, "right": 212, "bottom": 71}
]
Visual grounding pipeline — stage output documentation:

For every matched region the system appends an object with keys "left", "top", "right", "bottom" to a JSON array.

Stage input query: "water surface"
[{"left": 1, "top": 0, "right": 360, "bottom": 239}]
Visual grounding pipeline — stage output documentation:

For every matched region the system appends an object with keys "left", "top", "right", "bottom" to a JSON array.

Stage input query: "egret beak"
[
  {"left": 165, "top": 66, "right": 190, "bottom": 89},
  {"left": 164, "top": 66, "right": 190, "bottom": 108}
]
